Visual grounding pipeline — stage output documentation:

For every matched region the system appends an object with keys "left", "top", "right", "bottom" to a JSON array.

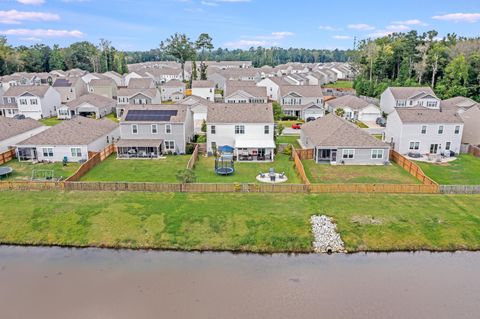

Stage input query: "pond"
[{"left": 0, "top": 246, "right": 479, "bottom": 318}]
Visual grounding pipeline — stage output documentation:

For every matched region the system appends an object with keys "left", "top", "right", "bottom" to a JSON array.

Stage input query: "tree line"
[
  {"left": 0, "top": 36, "right": 128, "bottom": 76},
  {"left": 352, "top": 30, "right": 480, "bottom": 101}
]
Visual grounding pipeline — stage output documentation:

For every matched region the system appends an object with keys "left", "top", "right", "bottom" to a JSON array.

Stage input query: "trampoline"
[
  {"left": 0, "top": 167, "right": 13, "bottom": 180},
  {"left": 215, "top": 155, "right": 235, "bottom": 175}
]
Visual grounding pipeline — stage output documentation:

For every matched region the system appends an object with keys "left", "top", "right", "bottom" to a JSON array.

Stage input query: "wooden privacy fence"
[
  {"left": 295, "top": 148, "right": 314, "bottom": 160},
  {"left": 0, "top": 149, "right": 15, "bottom": 165},
  {"left": 186, "top": 144, "right": 199, "bottom": 170},
  {"left": 65, "top": 143, "right": 115, "bottom": 182},
  {"left": 389, "top": 150, "right": 438, "bottom": 186},
  {"left": 468, "top": 145, "right": 480, "bottom": 158},
  {"left": 0, "top": 181, "right": 64, "bottom": 191},
  {"left": 440, "top": 185, "right": 480, "bottom": 194},
  {"left": 292, "top": 147, "right": 310, "bottom": 185}
]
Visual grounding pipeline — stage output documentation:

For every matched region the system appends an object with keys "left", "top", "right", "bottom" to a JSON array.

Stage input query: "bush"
[
  {"left": 185, "top": 144, "right": 196, "bottom": 154},
  {"left": 176, "top": 169, "right": 197, "bottom": 183},
  {"left": 281, "top": 115, "right": 298, "bottom": 121},
  {"left": 283, "top": 144, "right": 292, "bottom": 156},
  {"left": 196, "top": 135, "right": 206, "bottom": 143}
]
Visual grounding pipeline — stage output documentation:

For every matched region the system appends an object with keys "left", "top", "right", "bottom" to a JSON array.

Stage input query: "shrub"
[{"left": 176, "top": 169, "right": 197, "bottom": 183}]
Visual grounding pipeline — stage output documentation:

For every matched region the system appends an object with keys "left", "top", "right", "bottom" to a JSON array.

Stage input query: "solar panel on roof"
[{"left": 125, "top": 109, "right": 178, "bottom": 122}]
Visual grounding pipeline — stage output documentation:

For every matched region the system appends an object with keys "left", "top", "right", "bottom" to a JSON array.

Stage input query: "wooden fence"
[
  {"left": 0, "top": 149, "right": 15, "bottom": 165},
  {"left": 389, "top": 150, "right": 438, "bottom": 186},
  {"left": 440, "top": 185, "right": 480, "bottom": 194},
  {"left": 295, "top": 148, "right": 314, "bottom": 160},
  {"left": 0, "top": 180, "right": 64, "bottom": 191},
  {"left": 65, "top": 143, "right": 115, "bottom": 182},
  {"left": 468, "top": 145, "right": 480, "bottom": 158},
  {"left": 186, "top": 144, "right": 199, "bottom": 170},
  {"left": 291, "top": 147, "right": 311, "bottom": 185}
]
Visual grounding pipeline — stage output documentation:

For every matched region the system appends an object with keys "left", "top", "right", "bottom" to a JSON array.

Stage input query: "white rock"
[{"left": 311, "top": 215, "right": 345, "bottom": 253}]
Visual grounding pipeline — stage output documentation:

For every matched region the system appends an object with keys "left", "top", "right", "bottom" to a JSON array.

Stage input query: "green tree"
[
  {"left": 49, "top": 44, "right": 65, "bottom": 70},
  {"left": 191, "top": 60, "right": 198, "bottom": 80},
  {"left": 160, "top": 33, "right": 196, "bottom": 81},
  {"left": 272, "top": 101, "right": 283, "bottom": 120},
  {"left": 195, "top": 33, "right": 213, "bottom": 80},
  {"left": 335, "top": 108, "right": 345, "bottom": 117},
  {"left": 436, "top": 55, "right": 469, "bottom": 98}
]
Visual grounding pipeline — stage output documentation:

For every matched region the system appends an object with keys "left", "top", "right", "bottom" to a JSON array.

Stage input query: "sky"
[{"left": 1, "top": 0, "right": 480, "bottom": 51}]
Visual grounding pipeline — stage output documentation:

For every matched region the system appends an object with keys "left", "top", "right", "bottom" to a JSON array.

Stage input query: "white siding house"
[
  {"left": 2, "top": 85, "right": 61, "bottom": 120},
  {"left": 380, "top": 87, "right": 440, "bottom": 114},
  {"left": 191, "top": 80, "right": 215, "bottom": 101}
]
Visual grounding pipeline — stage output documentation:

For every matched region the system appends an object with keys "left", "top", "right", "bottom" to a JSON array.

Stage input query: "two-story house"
[
  {"left": 441, "top": 96, "right": 480, "bottom": 146},
  {"left": 88, "top": 78, "right": 118, "bottom": 99},
  {"left": 116, "top": 88, "right": 162, "bottom": 117},
  {"left": 159, "top": 80, "right": 186, "bottom": 102},
  {"left": 52, "top": 77, "right": 88, "bottom": 103},
  {"left": 256, "top": 77, "right": 290, "bottom": 101},
  {"left": 117, "top": 104, "right": 194, "bottom": 158},
  {"left": 326, "top": 95, "right": 381, "bottom": 122},
  {"left": 191, "top": 80, "right": 215, "bottom": 101},
  {"left": 380, "top": 87, "right": 440, "bottom": 114},
  {"left": 1, "top": 85, "right": 61, "bottom": 120},
  {"left": 279, "top": 85, "right": 324, "bottom": 119},
  {"left": 224, "top": 83, "right": 268, "bottom": 104},
  {"left": 206, "top": 103, "right": 275, "bottom": 162},
  {"left": 385, "top": 107, "right": 464, "bottom": 155}
]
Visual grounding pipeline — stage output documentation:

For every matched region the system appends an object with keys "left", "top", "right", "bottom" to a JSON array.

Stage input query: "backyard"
[
  {"left": 80, "top": 154, "right": 191, "bottom": 183},
  {"left": 416, "top": 154, "right": 480, "bottom": 185},
  {"left": 302, "top": 160, "right": 419, "bottom": 184},
  {"left": 323, "top": 80, "right": 354, "bottom": 89},
  {"left": 0, "top": 160, "right": 80, "bottom": 181},
  {"left": 276, "top": 135, "right": 301, "bottom": 149},
  {"left": 39, "top": 117, "right": 63, "bottom": 126},
  {"left": 194, "top": 154, "right": 301, "bottom": 184},
  {"left": 0, "top": 190, "right": 479, "bottom": 252}
]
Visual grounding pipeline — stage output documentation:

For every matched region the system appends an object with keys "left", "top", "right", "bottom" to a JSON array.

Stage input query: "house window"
[
  {"left": 396, "top": 100, "right": 406, "bottom": 107},
  {"left": 426, "top": 101, "right": 437, "bottom": 108},
  {"left": 264, "top": 125, "right": 269, "bottom": 134},
  {"left": 165, "top": 124, "right": 172, "bottom": 134},
  {"left": 151, "top": 124, "right": 158, "bottom": 134},
  {"left": 235, "top": 125, "right": 245, "bottom": 134},
  {"left": 30, "top": 99, "right": 38, "bottom": 105},
  {"left": 211, "top": 142, "right": 217, "bottom": 152},
  {"left": 409, "top": 142, "right": 420, "bottom": 150},
  {"left": 19, "top": 98, "right": 27, "bottom": 105},
  {"left": 211, "top": 125, "right": 216, "bottom": 134},
  {"left": 42, "top": 148, "right": 53, "bottom": 157},
  {"left": 421, "top": 125, "right": 427, "bottom": 134},
  {"left": 164, "top": 140, "right": 175, "bottom": 151},
  {"left": 132, "top": 124, "right": 138, "bottom": 134},
  {"left": 438, "top": 125, "right": 444, "bottom": 134},
  {"left": 342, "top": 149, "right": 354, "bottom": 159},
  {"left": 71, "top": 148, "right": 82, "bottom": 157},
  {"left": 445, "top": 142, "right": 451, "bottom": 150},
  {"left": 371, "top": 149, "right": 384, "bottom": 159},
  {"left": 454, "top": 126, "right": 460, "bottom": 134}
]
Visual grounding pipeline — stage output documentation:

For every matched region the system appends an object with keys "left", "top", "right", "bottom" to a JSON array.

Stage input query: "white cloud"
[
  {"left": 226, "top": 31, "right": 293, "bottom": 48},
  {"left": 16, "top": 0, "right": 45, "bottom": 5},
  {"left": 224, "top": 39, "right": 271, "bottom": 49},
  {"left": 0, "top": 28, "right": 84, "bottom": 38},
  {"left": 432, "top": 13, "right": 480, "bottom": 23},
  {"left": 332, "top": 35, "right": 352, "bottom": 40},
  {"left": 200, "top": 1, "right": 219, "bottom": 6},
  {"left": 386, "top": 24, "right": 411, "bottom": 32},
  {"left": 393, "top": 19, "right": 427, "bottom": 26},
  {"left": 318, "top": 25, "right": 341, "bottom": 31},
  {"left": 20, "top": 36, "right": 42, "bottom": 41},
  {"left": 348, "top": 23, "right": 375, "bottom": 31},
  {"left": 0, "top": 10, "right": 59, "bottom": 24}
]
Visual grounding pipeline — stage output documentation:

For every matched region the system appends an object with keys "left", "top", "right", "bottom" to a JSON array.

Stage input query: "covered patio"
[
  {"left": 16, "top": 147, "right": 38, "bottom": 162},
  {"left": 116, "top": 139, "right": 163, "bottom": 159},
  {"left": 234, "top": 139, "right": 275, "bottom": 162}
]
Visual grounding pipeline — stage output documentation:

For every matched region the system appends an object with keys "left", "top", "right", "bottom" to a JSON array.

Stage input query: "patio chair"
[
  {"left": 279, "top": 172, "right": 286, "bottom": 179},
  {"left": 259, "top": 172, "right": 265, "bottom": 178}
]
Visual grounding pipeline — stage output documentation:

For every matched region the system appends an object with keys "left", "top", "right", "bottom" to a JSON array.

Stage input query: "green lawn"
[
  {"left": 372, "top": 134, "right": 383, "bottom": 140},
  {"left": 105, "top": 113, "right": 119, "bottom": 123},
  {"left": 416, "top": 155, "right": 480, "bottom": 185},
  {"left": 323, "top": 80, "right": 354, "bottom": 89},
  {"left": 80, "top": 154, "right": 191, "bottom": 183},
  {"left": 0, "top": 160, "right": 80, "bottom": 181},
  {"left": 277, "top": 120, "right": 304, "bottom": 128},
  {"left": 0, "top": 191, "right": 479, "bottom": 252},
  {"left": 39, "top": 117, "right": 62, "bottom": 126},
  {"left": 276, "top": 135, "right": 301, "bottom": 148},
  {"left": 194, "top": 154, "right": 301, "bottom": 184},
  {"left": 354, "top": 120, "right": 369, "bottom": 128},
  {"left": 302, "top": 160, "right": 419, "bottom": 184}
]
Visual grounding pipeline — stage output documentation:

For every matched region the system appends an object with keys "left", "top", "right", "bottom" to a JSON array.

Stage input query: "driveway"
[{"left": 283, "top": 127, "right": 301, "bottom": 135}]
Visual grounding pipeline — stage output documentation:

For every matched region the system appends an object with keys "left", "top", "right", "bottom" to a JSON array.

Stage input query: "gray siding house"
[
  {"left": 117, "top": 104, "right": 194, "bottom": 158},
  {"left": 301, "top": 114, "right": 390, "bottom": 165}
]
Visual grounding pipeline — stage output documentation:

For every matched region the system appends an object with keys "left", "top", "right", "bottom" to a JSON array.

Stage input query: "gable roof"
[
  {"left": 18, "top": 117, "right": 118, "bottom": 146},
  {"left": 89, "top": 78, "right": 116, "bottom": 87},
  {"left": 120, "top": 104, "right": 189, "bottom": 123},
  {"left": 225, "top": 84, "right": 267, "bottom": 98},
  {"left": 192, "top": 80, "right": 215, "bottom": 88},
  {"left": 326, "top": 95, "right": 374, "bottom": 110},
  {"left": 279, "top": 85, "right": 323, "bottom": 98},
  {"left": 4, "top": 85, "right": 50, "bottom": 97},
  {"left": 388, "top": 87, "right": 437, "bottom": 100},
  {"left": 395, "top": 107, "right": 464, "bottom": 124},
  {"left": 0, "top": 117, "right": 44, "bottom": 141},
  {"left": 117, "top": 88, "right": 158, "bottom": 98},
  {"left": 441, "top": 96, "right": 479, "bottom": 110},
  {"left": 161, "top": 79, "right": 185, "bottom": 87},
  {"left": 127, "top": 77, "right": 154, "bottom": 89},
  {"left": 64, "top": 93, "right": 116, "bottom": 109},
  {"left": 207, "top": 103, "right": 273, "bottom": 124},
  {"left": 301, "top": 114, "right": 388, "bottom": 148}
]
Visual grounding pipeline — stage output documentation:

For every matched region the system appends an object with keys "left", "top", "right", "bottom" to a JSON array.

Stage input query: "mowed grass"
[
  {"left": 416, "top": 155, "right": 480, "bottom": 185},
  {"left": 39, "top": 117, "right": 63, "bottom": 126},
  {"left": 194, "top": 154, "right": 301, "bottom": 184},
  {"left": 0, "top": 160, "right": 80, "bottom": 181},
  {"left": 0, "top": 191, "right": 479, "bottom": 252},
  {"left": 80, "top": 154, "right": 191, "bottom": 183},
  {"left": 277, "top": 120, "right": 304, "bottom": 128},
  {"left": 302, "top": 160, "right": 419, "bottom": 184},
  {"left": 323, "top": 80, "right": 354, "bottom": 89},
  {"left": 105, "top": 113, "right": 119, "bottom": 123},
  {"left": 276, "top": 135, "right": 301, "bottom": 148}
]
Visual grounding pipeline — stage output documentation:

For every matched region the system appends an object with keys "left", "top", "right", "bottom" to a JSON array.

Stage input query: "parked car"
[
  {"left": 306, "top": 117, "right": 316, "bottom": 122},
  {"left": 376, "top": 117, "right": 386, "bottom": 127},
  {"left": 292, "top": 123, "right": 302, "bottom": 129}
]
